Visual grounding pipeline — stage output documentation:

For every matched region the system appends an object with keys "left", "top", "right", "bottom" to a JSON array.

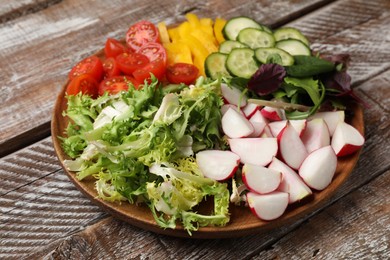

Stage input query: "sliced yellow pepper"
[
  {"left": 214, "top": 18, "right": 227, "bottom": 44},
  {"left": 157, "top": 22, "right": 170, "bottom": 44},
  {"left": 191, "top": 30, "right": 218, "bottom": 53},
  {"left": 185, "top": 13, "right": 201, "bottom": 28},
  {"left": 168, "top": 27, "right": 180, "bottom": 42},
  {"left": 164, "top": 42, "right": 192, "bottom": 65}
]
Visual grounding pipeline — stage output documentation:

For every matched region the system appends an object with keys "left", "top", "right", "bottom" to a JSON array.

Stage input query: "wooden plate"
[{"left": 51, "top": 47, "right": 364, "bottom": 239}]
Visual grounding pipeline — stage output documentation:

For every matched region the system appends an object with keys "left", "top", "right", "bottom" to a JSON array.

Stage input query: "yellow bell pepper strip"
[
  {"left": 191, "top": 30, "right": 218, "bottom": 53},
  {"left": 200, "top": 18, "right": 214, "bottom": 36},
  {"left": 168, "top": 27, "right": 180, "bottom": 42},
  {"left": 157, "top": 22, "right": 170, "bottom": 44},
  {"left": 214, "top": 18, "right": 226, "bottom": 44},
  {"left": 163, "top": 42, "right": 193, "bottom": 65},
  {"left": 185, "top": 13, "right": 201, "bottom": 28}
]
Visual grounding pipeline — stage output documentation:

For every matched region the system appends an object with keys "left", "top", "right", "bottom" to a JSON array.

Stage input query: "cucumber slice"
[
  {"left": 255, "top": 47, "right": 294, "bottom": 66},
  {"left": 219, "top": 40, "right": 248, "bottom": 54},
  {"left": 275, "top": 39, "right": 311, "bottom": 56},
  {"left": 237, "top": 28, "right": 275, "bottom": 49},
  {"left": 226, "top": 48, "right": 258, "bottom": 78},
  {"left": 261, "top": 25, "right": 273, "bottom": 34},
  {"left": 223, "top": 16, "right": 262, "bottom": 40},
  {"left": 274, "top": 27, "right": 310, "bottom": 46},
  {"left": 205, "top": 52, "right": 231, "bottom": 80}
]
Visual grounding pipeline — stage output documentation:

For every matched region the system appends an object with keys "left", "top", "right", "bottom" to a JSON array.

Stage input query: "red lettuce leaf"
[{"left": 248, "top": 64, "right": 286, "bottom": 96}]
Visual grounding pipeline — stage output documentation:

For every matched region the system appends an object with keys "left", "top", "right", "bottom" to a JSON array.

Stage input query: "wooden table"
[{"left": 1, "top": 0, "right": 389, "bottom": 259}]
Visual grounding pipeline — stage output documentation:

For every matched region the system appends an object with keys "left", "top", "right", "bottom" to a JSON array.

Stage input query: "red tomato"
[
  {"left": 126, "top": 21, "right": 160, "bottom": 51},
  {"left": 133, "top": 59, "right": 166, "bottom": 83},
  {"left": 116, "top": 52, "right": 150, "bottom": 75},
  {"left": 68, "top": 56, "right": 104, "bottom": 81},
  {"left": 103, "top": 57, "right": 121, "bottom": 78},
  {"left": 104, "top": 38, "right": 129, "bottom": 58},
  {"left": 98, "top": 76, "right": 141, "bottom": 96},
  {"left": 166, "top": 63, "right": 199, "bottom": 85},
  {"left": 137, "top": 42, "right": 167, "bottom": 63},
  {"left": 66, "top": 74, "right": 99, "bottom": 98}
]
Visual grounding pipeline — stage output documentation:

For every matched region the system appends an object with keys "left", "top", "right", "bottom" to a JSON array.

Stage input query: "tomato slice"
[
  {"left": 66, "top": 74, "right": 99, "bottom": 98},
  {"left": 98, "top": 76, "right": 141, "bottom": 96},
  {"left": 166, "top": 63, "right": 199, "bottom": 85},
  {"left": 133, "top": 59, "right": 166, "bottom": 83},
  {"left": 103, "top": 57, "right": 121, "bottom": 78},
  {"left": 104, "top": 38, "right": 129, "bottom": 58},
  {"left": 137, "top": 42, "right": 167, "bottom": 63},
  {"left": 115, "top": 52, "right": 150, "bottom": 75},
  {"left": 126, "top": 21, "right": 160, "bottom": 51},
  {"left": 68, "top": 56, "right": 104, "bottom": 81}
]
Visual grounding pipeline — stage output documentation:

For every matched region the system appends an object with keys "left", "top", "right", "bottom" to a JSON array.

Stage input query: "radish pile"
[{"left": 196, "top": 84, "right": 364, "bottom": 221}]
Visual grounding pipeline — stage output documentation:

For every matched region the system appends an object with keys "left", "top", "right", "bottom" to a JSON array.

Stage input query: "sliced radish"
[
  {"left": 242, "top": 103, "right": 259, "bottom": 118},
  {"left": 228, "top": 138, "right": 278, "bottom": 166},
  {"left": 299, "top": 146, "right": 337, "bottom": 190},
  {"left": 269, "top": 120, "right": 287, "bottom": 137},
  {"left": 301, "top": 118, "right": 330, "bottom": 153},
  {"left": 268, "top": 157, "right": 312, "bottom": 204},
  {"left": 260, "top": 125, "right": 273, "bottom": 138},
  {"left": 221, "top": 104, "right": 244, "bottom": 116},
  {"left": 196, "top": 150, "right": 240, "bottom": 181},
  {"left": 249, "top": 110, "right": 269, "bottom": 124},
  {"left": 247, "top": 191, "right": 289, "bottom": 221},
  {"left": 310, "top": 111, "right": 345, "bottom": 136},
  {"left": 248, "top": 121, "right": 266, "bottom": 137},
  {"left": 331, "top": 121, "right": 365, "bottom": 156},
  {"left": 269, "top": 120, "right": 307, "bottom": 138},
  {"left": 221, "top": 83, "right": 247, "bottom": 107},
  {"left": 278, "top": 122, "right": 308, "bottom": 170},
  {"left": 242, "top": 163, "right": 282, "bottom": 194},
  {"left": 261, "top": 106, "right": 285, "bottom": 121},
  {"left": 222, "top": 108, "right": 254, "bottom": 138}
]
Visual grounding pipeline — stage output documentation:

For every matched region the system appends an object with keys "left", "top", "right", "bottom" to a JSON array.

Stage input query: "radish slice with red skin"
[
  {"left": 301, "top": 118, "right": 330, "bottom": 153},
  {"left": 247, "top": 191, "right": 289, "bottom": 221},
  {"left": 242, "top": 103, "right": 259, "bottom": 118},
  {"left": 331, "top": 121, "right": 364, "bottom": 156},
  {"left": 221, "top": 104, "right": 244, "bottom": 116},
  {"left": 299, "top": 146, "right": 337, "bottom": 190},
  {"left": 221, "top": 83, "right": 247, "bottom": 107},
  {"left": 242, "top": 163, "right": 282, "bottom": 194},
  {"left": 309, "top": 111, "right": 345, "bottom": 136},
  {"left": 268, "top": 157, "right": 312, "bottom": 204},
  {"left": 196, "top": 150, "right": 240, "bottom": 181},
  {"left": 228, "top": 138, "right": 278, "bottom": 166},
  {"left": 222, "top": 108, "right": 254, "bottom": 138},
  {"left": 278, "top": 121, "right": 308, "bottom": 170},
  {"left": 261, "top": 106, "right": 285, "bottom": 121}
]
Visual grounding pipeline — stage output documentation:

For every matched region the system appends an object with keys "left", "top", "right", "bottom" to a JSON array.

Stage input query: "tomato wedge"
[
  {"left": 98, "top": 76, "right": 141, "bottom": 96},
  {"left": 116, "top": 52, "right": 150, "bottom": 75},
  {"left": 103, "top": 57, "right": 121, "bottom": 78},
  {"left": 126, "top": 21, "right": 160, "bottom": 51},
  {"left": 137, "top": 42, "right": 167, "bottom": 63},
  {"left": 68, "top": 56, "right": 104, "bottom": 81},
  {"left": 104, "top": 38, "right": 130, "bottom": 58},
  {"left": 166, "top": 63, "right": 199, "bottom": 85},
  {"left": 133, "top": 59, "right": 166, "bottom": 83},
  {"left": 66, "top": 74, "right": 99, "bottom": 98}
]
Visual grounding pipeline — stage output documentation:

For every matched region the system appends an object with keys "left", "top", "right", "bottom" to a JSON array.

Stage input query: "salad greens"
[{"left": 61, "top": 76, "right": 230, "bottom": 234}]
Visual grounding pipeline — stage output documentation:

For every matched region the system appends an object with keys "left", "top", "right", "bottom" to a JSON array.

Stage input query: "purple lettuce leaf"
[{"left": 247, "top": 64, "right": 286, "bottom": 96}]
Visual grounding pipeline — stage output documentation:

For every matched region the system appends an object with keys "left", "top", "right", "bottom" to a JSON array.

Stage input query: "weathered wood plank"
[
  {"left": 252, "top": 169, "right": 390, "bottom": 259},
  {"left": 0, "top": 0, "right": 333, "bottom": 156},
  {"left": 0, "top": 0, "right": 62, "bottom": 24},
  {"left": 1, "top": 68, "right": 387, "bottom": 259}
]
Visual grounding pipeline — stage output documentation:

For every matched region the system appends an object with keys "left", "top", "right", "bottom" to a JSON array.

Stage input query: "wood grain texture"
[
  {"left": 0, "top": 0, "right": 332, "bottom": 156},
  {"left": 0, "top": 0, "right": 62, "bottom": 23},
  {"left": 2, "top": 69, "right": 386, "bottom": 260}
]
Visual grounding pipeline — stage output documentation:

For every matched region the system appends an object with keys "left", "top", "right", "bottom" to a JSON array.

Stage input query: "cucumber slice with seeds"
[
  {"left": 205, "top": 52, "right": 231, "bottom": 80},
  {"left": 237, "top": 28, "right": 275, "bottom": 49},
  {"left": 219, "top": 40, "right": 248, "bottom": 54},
  {"left": 226, "top": 48, "right": 259, "bottom": 78},
  {"left": 274, "top": 27, "right": 310, "bottom": 46},
  {"left": 275, "top": 39, "right": 311, "bottom": 56},
  {"left": 223, "top": 16, "right": 262, "bottom": 40},
  {"left": 255, "top": 47, "right": 294, "bottom": 66}
]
